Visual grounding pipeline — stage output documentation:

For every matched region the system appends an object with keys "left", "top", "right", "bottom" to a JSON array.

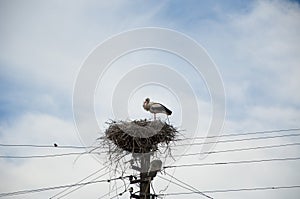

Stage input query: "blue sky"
[{"left": 0, "top": 0, "right": 300, "bottom": 198}]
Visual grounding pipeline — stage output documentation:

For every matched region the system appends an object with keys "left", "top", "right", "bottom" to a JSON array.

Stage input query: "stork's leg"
[
  {"left": 167, "top": 116, "right": 170, "bottom": 124},
  {"left": 154, "top": 113, "right": 156, "bottom": 120}
]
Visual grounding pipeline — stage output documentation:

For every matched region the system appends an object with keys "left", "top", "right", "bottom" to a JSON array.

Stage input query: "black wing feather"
[{"left": 150, "top": 103, "right": 172, "bottom": 115}]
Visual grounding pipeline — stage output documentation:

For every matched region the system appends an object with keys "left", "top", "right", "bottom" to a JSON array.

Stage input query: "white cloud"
[{"left": 229, "top": 0, "right": 300, "bottom": 104}]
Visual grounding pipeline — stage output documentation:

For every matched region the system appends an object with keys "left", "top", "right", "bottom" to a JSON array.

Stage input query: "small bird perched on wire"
[{"left": 143, "top": 98, "right": 172, "bottom": 121}]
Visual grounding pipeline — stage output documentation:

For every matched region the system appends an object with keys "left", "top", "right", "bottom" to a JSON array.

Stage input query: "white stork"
[{"left": 143, "top": 98, "right": 172, "bottom": 121}]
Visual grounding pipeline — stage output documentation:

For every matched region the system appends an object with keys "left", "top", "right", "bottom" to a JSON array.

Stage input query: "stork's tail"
[{"left": 165, "top": 108, "right": 172, "bottom": 116}]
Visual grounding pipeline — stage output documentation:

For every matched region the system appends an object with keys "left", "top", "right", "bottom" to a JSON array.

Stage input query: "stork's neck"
[{"left": 143, "top": 102, "right": 150, "bottom": 111}]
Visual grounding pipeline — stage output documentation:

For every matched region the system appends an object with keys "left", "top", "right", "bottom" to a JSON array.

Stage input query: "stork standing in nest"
[{"left": 143, "top": 98, "right": 172, "bottom": 121}]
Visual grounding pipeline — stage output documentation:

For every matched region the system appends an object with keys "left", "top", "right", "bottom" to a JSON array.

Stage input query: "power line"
[
  {"left": 1, "top": 128, "right": 299, "bottom": 149},
  {"left": 164, "top": 157, "right": 300, "bottom": 169},
  {"left": 182, "top": 128, "right": 300, "bottom": 140},
  {"left": 174, "top": 133, "right": 300, "bottom": 147},
  {"left": 97, "top": 184, "right": 126, "bottom": 199},
  {"left": 50, "top": 167, "right": 108, "bottom": 199},
  {"left": 175, "top": 142, "right": 300, "bottom": 157},
  {"left": 56, "top": 171, "right": 111, "bottom": 199},
  {"left": 203, "top": 185, "right": 300, "bottom": 193},
  {"left": 2, "top": 141, "right": 299, "bottom": 159},
  {"left": 158, "top": 175, "right": 210, "bottom": 198},
  {"left": 0, "top": 175, "right": 133, "bottom": 198},
  {"left": 0, "top": 152, "right": 97, "bottom": 159},
  {"left": 0, "top": 144, "right": 92, "bottom": 149},
  {"left": 164, "top": 172, "right": 213, "bottom": 199},
  {"left": 158, "top": 185, "right": 300, "bottom": 196},
  {"left": 52, "top": 166, "right": 127, "bottom": 199},
  {"left": 0, "top": 180, "right": 106, "bottom": 198}
]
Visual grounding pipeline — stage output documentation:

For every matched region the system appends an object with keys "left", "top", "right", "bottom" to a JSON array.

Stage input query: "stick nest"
[{"left": 103, "top": 119, "right": 178, "bottom": 154}]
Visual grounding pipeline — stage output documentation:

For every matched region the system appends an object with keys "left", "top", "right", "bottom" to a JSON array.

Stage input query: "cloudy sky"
[{"left": 0, "top": 0, "right": 300, "bottom": 198}]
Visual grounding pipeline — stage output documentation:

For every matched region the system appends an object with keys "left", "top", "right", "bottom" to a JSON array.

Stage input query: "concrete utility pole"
[
  {"left": 140, "top": 154, "right": 151, "bottom": 199},
  {"left": 130, "top": 153, "right": 154, "bottom": 199}
]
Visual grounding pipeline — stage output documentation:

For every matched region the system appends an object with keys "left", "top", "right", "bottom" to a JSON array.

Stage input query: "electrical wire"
[
  {"left": 150, "top": 181, "right": 156, "bottom": 195},
  {"left": 0, "top": 144, "right": 93, "bottom": 149},
  {"left": 0, "top": 180, "right": 107, "bottom": 198},
  {"left": 173, "top": 133, "right": 300, "bottom": 147},
  {"left": 203, "top": 185, "right": 300, "bottom": 193},
  {"left": 181, "top": 128, "right": 300, "bottom": 140},
  {"left": 3, "top": 137, "right": 300, "bottom": 160},
  {"left": 164, "top": 172, "right": 213, "bottom": 199},
  {"left": 56, "top": 171, "right": 111, "bottom": 199},
  {"left": 1, "top": 127, "right": 300, "bottom": 198},
  {"left": 50, "top": 166, "right": 108, "bottom": 199},
  {"left": 0, "top": 175, "right": 133, "bottom": 198},
  {"left": 158, "top": 175, "right": 210, "bottom": 198},
  {"left": 164, "top": 157, "right": 300, "bottom": 169},
  {"left": 1, "top": 128, "right": 299, "bottom": 149},
  {"left": 158, "top": 167, "right": 176, "bottom": 196},
  {"left": 0, "top": 152, "right": 98, "bottom": 159},
  {"left": 157, "top": 185, "right": 300, "bottom": 196},
  {"left": 97, "top": 184, "right": 126, "bottom": 199},
  {"left": 175, "top": 142, "right": 300, "bottom": 157}
]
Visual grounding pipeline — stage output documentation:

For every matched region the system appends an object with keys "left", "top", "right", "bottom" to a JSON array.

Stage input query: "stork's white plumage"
[{"left": 143, "top": 98, "right": 172, "bottom": 120}]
